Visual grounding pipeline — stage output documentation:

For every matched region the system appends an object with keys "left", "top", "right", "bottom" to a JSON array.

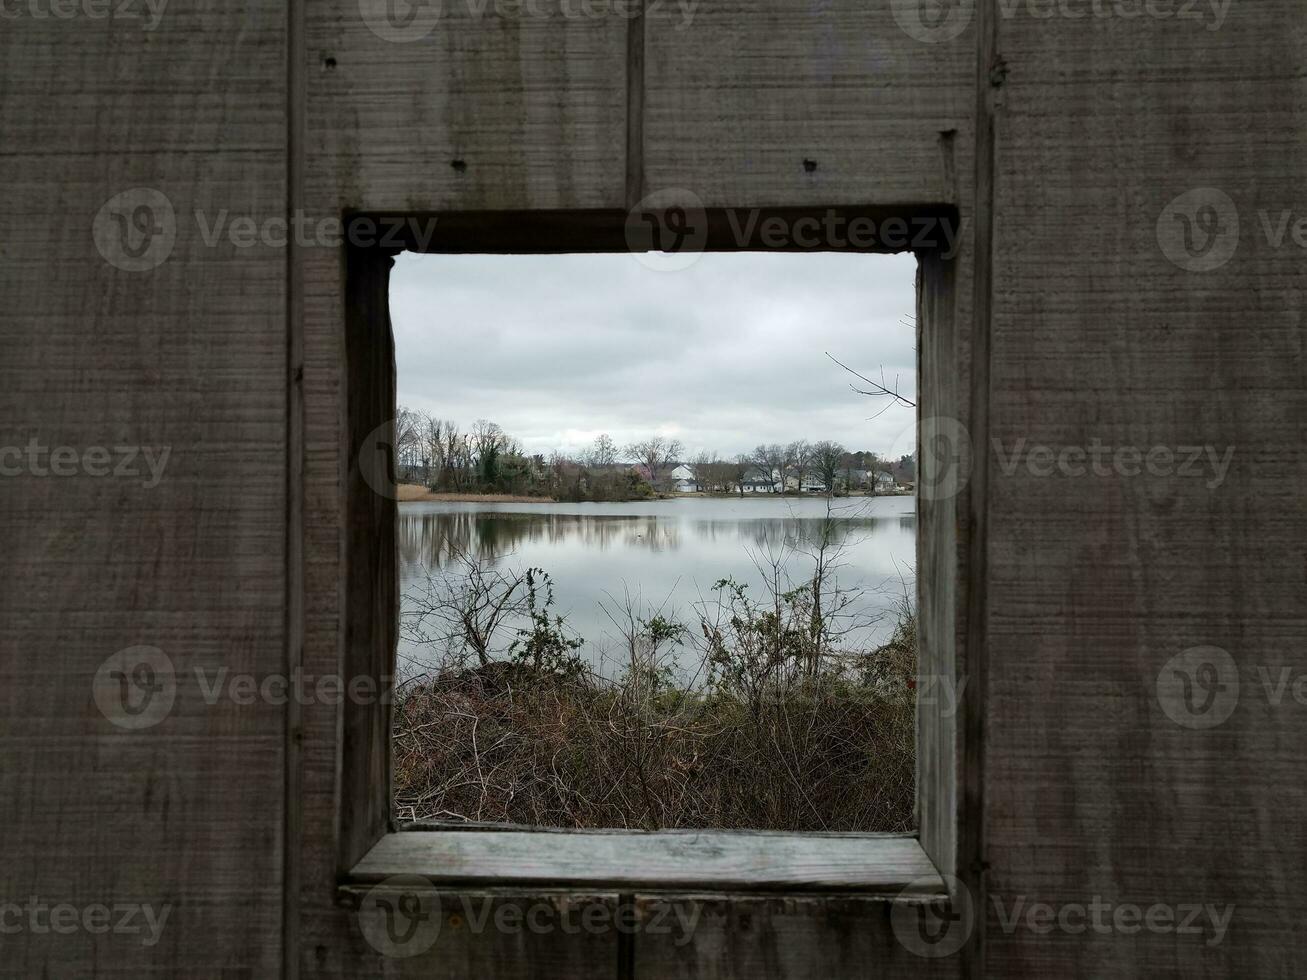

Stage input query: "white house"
[
  {"left": 668, "top": 463, "right": 696, "bottom": 492},
  {"left": 784, "top": 473, "right": 827, "bottom": 493}
]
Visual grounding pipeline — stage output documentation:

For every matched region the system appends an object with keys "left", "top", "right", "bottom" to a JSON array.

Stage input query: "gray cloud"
[{"left": 392, "top": 250, "right": 917, "bottom": 460}]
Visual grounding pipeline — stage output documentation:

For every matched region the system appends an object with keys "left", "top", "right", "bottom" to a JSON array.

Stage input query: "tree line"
[{"left": 394, "top": 408, "right": 914, "bottom": 499}]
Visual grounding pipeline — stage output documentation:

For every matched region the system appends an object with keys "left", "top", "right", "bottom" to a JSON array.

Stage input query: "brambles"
[{"left": 394, "top": 552, "right": 916, "bottom": 832}]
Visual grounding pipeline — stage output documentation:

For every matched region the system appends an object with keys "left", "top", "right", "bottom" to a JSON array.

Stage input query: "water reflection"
[
  {"left": 399, "top": 511, "right": 694, "bottom": 566},
  {"left": 400, "top": 505, "right": 911, "bottom": 568},
  {"left": 398, "top": 496, "right": 917, "bottom": 676}
]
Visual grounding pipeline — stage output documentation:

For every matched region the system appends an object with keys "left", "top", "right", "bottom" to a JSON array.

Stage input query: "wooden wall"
[
  {"left": 2, "top": 0, "right": 1302, "bottom": 976},
  {"left": 1, "top": 0, "right": 288, "bottom": 975},
  {"left": 984, "top": 0, "right": 1306, "bottom": 974}
]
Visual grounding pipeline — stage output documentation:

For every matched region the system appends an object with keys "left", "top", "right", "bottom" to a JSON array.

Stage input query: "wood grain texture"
[
  {"left": 0, "top": 4, "right": 287, "bottom": 975},
  {"left": 325, "top": 891, "right": 624, "bottom": 979},
  {"left": 306, "top": 0, "right": 628, "bottom": 212},
  {"left": 339, "top": 247, "right": 398, "bottom": 872},
  {"left": 643, "top": 0, "right": 974, "bottom": 207},
  {"left": 294, "top": 1, "right": 979, "bottom": 976},
  {"left": 982, "top": 0, "right": 1307, "bottom": 975},
  {"left": 9, "top": 0, "right": 1301, "bottom": 972},
  {"left": 633, "top": 895, "right": 965, "bottom": 979},
  {"left": 916, "top": 248, "right": 965, "bottom": 886},
  {"left": 296, "top": 4, "right": 631, "bottom": 978},
  {"left": 349, "top": 831, "right": 947, "bottom": 896}
]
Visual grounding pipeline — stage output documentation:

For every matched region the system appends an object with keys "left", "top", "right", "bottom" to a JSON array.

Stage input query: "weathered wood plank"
[
  {"left": 634, "top": 895, "right": 966, "bottom": 979},
  {"left": 296, "top": 4, "right": 631, "bottom": 978},
  {"left": 348, "top": 831, "right": 946, "bottom": 896},
  {"left": 0, "top": 3, "right": 288, "bottom": 975},
  {"left": 323, "top": 891, "right": 623, "bottom": 979},
  {"left": 982, "top": 0, "right": 1307, "bottom": 975},
  {"left": 305, "top": 0, "right": 628, "bottom": 212},
  {"left": 643, "top": 0, "right": 973, "bottom": 207}
]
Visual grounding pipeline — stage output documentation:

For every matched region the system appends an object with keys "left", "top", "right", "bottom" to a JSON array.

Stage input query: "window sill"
[{"left": 339, "top": 827, "right": 945, "bottom": 899}]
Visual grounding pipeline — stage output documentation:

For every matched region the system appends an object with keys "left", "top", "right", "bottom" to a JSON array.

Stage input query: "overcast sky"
[{"left": 392, "top": 250, "right": 917, "bottom": 462}]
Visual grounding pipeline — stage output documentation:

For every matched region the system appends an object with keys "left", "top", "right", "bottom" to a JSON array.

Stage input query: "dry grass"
[{"left": 392, "top": 616, "right": 917, "bottom": 832}]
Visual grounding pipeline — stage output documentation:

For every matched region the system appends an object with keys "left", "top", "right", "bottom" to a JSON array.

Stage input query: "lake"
[{"left": 397, "top": 495, "right": 917, "bottom": 679}]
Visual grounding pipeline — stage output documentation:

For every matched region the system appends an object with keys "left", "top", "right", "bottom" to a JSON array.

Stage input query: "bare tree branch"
[{"left": 824, "top": 352, "right": 916, "bottom": 409}]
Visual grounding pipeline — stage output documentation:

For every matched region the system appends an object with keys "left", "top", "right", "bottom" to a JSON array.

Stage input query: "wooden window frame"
[{"left": 336, "top": 207, "right": 964, "bottom": 903}]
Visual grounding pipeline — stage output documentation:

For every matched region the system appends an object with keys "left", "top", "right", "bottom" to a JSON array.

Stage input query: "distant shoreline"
[
  {"left": 397, "top": 484, "right": 912, "bottom": 504},
  {"left": 396, "top": 485, "right": 554, "bottom": 503}
]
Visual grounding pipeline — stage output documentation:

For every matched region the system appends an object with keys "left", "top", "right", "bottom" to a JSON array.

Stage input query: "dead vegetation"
[{"left": 393, "top": 535, "right": 917, "bottom": 832}]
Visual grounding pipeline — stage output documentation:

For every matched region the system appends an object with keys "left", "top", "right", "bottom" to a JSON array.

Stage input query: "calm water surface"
[{"left": 398, "top": 495, "right": 916, "bottom": 677}]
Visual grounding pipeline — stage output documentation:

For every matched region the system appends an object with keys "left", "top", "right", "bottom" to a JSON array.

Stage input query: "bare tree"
[
  {"left": 403, "top": 548, "right": 532, "bottom": 668},
  {"left": 825, "top": 351, "right": 916, "bottom": 422},
  {"left": 787, "top": 439, "right": 811, "bottom": 492},
  {"left": 470, "top": 419, "right": 511, "bottom": 488},
  {"left": 859, "top": 451, "right": 882, "bottom": 495},
  {"left": 585, "top": 433, "right": 618, "bottom": 469},
  {"left": 706, "top": 457, "right": 735, "bottom": 493},
  {"left": 810, "top": 440, "right": 846, "bottom": 495},
  {"left": 689, "top": 451, "right": 714, "bottom": 492},
  {"left": 626, "top": 436, "right": 684, "bottom": 491},
  {"left": 442, "top": 420, "right": 466, "bottom": 490},
  {"left": 730, "top": 454, "right": 751, "bottom": 497},
  {"left": 750, "top": 443, "right": 785, "bottom": 493},
  {"left": 395, "top": 406, "right": 423, "bottom": 479},
  {"left": 416, "top": 412, "right": 450, "bottom": 488}
]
